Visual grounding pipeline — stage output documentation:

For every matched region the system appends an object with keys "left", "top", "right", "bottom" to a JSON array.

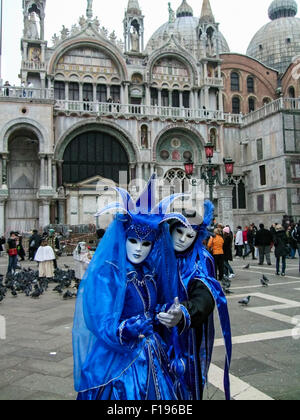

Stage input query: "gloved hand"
[
  {"left": 157, "top": 297, "right": 183, "bottom": 328},
  {"left": 118, "top": 315, "right": 153, "bottom": 347}
]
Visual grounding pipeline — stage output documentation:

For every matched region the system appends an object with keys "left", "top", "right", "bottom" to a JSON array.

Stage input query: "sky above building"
[{"left": 0, "top": 0, "right": 284, "bottom": 85}]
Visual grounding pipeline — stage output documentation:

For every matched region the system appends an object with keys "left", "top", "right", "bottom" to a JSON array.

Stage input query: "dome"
[
  {"left": 176, "top": 0, "right": 193, "bottom": 18},
  {"left": 268, "top": 0, "right": 297, "bottom": 20},
  {"left": 146, "top": 15, "right": 230, "bottom": 57},
  {"left": 247, "top": 0, "right": 300, "bottom": 73}
]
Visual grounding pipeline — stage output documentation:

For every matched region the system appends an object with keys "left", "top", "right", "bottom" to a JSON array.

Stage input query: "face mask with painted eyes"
[
  {"left": 126, "top": 237, "right": 153, "bottom": 264},
  {"left": 171, "top": 225, "right": 197, "bottom": 252}
]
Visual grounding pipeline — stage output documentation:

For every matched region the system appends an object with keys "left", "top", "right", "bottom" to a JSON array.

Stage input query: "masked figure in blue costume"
[
  {"left": 73, "top": 175, "right": 186, "bottom": 400},
  {"left": 156, "top": 201, "right": 232, "bottom": 401}
]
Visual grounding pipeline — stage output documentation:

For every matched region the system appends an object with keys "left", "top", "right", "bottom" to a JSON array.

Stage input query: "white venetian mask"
[
  {"left": 126, "top": 237, "right": 153, "bottom": 265},
  {"left": 171, "top": 225, "right": 197, "bottom": 252}
]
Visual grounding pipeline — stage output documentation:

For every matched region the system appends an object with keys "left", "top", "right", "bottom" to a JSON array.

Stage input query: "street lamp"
[{"left": 184, "top": 143, "right": 235, "bottom": 202}]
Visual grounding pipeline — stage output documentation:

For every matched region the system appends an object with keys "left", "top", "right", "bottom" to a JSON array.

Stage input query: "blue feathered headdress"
[{"left": 95, "top": 174, "right": 190, "bottom": 241}]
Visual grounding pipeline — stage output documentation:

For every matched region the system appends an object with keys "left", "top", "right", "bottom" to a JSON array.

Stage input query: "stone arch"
[
  {"left": 54, "top": 118, "right": 140, "bottom": 164},
  {"left": 0, "top": 118, "right": 47, "bottom": 153},
  {"left": 146, "top": 50, "right": 198, "bottom": 86},
  {"left": 47, "top": 38, "right": 128, "bottom": 81},
  {"left": 153, "top": 125, "right": 205, "bottom": 164}
]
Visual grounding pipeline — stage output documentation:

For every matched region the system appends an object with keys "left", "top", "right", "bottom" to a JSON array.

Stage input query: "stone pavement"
[{"left": 0, "top": 253, "right": 300, "bottom": 400}]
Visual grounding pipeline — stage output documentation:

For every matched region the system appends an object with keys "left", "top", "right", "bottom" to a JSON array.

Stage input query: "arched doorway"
[
  {"left": 61, "top": 130, "right": 130, "bottom": 225},
  {"left": 62, "top": 131, "right": 129, "bottom": 185},
  {"left": 6, "top": 132, "right": 40, "bottom": 233}
]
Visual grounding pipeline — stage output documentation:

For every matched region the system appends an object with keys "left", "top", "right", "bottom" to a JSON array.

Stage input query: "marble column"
[
  {"left": 0, "top": 200, "right": 6, "bottom": 235},
  {"left": 215, "top": 185, "right": 234, "bottom": 229},
  {"left": 39, "top": 199, "right": 50, "bottom": 229},
  {"left": 58, "top": 200, "right": 66, "bottom": 224},
  {"left": 47, "top": 155, "right": 53, "bottom": 189},
  {"left": 39, "top": 154, "right": 46, "bottom": 189},
  {"left": 57, "top": 161, "right": 64, "bottom": 187}
]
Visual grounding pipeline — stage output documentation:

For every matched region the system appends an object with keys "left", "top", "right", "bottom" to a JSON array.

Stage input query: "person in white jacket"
[
  {"left": 235, "top": 226, "right": 244, "bottom": 258},
  {"left": 73, "top": 242, "right": 92, "bottom": 283},
  {"left": 34, "top": 239, "right": 56, "bottom": 279}
]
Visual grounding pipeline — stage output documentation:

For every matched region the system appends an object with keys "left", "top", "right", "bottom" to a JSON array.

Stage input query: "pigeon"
[
  {"left": 243, "top": 264, "right": 250, "bottom": 270},
  {"left": 261, "top": 278, "right": 269, "bottom": 287},
  {"left": 238, "top": 296, "right": 251, "bottom": 306},
  {"left": 262, "top": 275, "right": 270, "bottom": 283},
  {"left": 63, "top": 290, "right": 75, "bottom": 300},
  {"left": 31, "top": 288, "right": 42, "bottom": 299},
  {"left": 11, "top": 288, "right": 18, "bottom": 297}
]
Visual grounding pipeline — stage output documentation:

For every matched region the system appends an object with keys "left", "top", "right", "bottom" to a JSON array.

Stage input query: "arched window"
[
  {"left": 97, "top": 84, "right": 107, "bottom": 102},
  {"left": 172, "top": 90, "right": 180, "bottom": 108},
  {"left": 162, "top": 89, "right": 169, "bottom": 107},
  {"left": 248, "top": 97, "right": 255, "bottom": 113},
  {"left": 288, "top": 86, "right": 296, "bottom": 98},
  {"left": 69, "top": 82, "right": 79, "bottom": 101},
  {"left": 247, "top": 76, "right": 255, "bottom": 93},
  {"left": 111, "top": 86, "right": 121, "bottom": 103},
  {"left": 83, "top": 83, "right": 93, "bottom": 101},
  {"left": 183, "top": 91, "right": 190, "bottom": 108},
  {"left": 54, "top": 81, "right": 65, "bottom": 100},
  {"left": 232, "top": 96, "right": 241, "bottom": 114},
  {"left": 231, "top": 72, "right": 240, "bottom": 92}
]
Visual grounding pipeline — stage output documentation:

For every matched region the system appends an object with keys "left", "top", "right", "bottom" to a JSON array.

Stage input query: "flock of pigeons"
[
  {"left": 0, "top": 265, "right": 78, "bottom": 304},
  {"left": 0, "top": 261, "right": 272, "bottom": 309}
]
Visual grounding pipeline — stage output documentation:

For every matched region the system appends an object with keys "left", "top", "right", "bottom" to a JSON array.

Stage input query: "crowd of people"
[{"left": 206, "top": 218, "right": 300, "bottom": 281}]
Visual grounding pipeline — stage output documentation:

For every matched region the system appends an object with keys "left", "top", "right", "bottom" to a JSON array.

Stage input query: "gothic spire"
[
  {"left": 127, "top": 0, "right": 142, "bottom": 16},
  {"left": 200, "top": 0, "right": 215, "bottom": 23}
]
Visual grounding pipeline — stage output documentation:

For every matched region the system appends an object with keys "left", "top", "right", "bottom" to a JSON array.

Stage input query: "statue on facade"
[
  {"left": 168, "top": 3, "right": 175, "bottom": 23},
  {"left": 130, "top": 28, "right": 140, "bottom": 52},
  {"left": 24, "top": 12, "right": 39, "bottom": 40}
]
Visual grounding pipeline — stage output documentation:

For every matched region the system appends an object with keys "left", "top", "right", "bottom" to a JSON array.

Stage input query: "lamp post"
[{"left": 184, "top": 142, "right": 235, "bottom": 202}]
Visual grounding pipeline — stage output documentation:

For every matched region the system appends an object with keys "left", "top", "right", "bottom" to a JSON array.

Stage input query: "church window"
[
  {"left": 151, "top": 88, "right": 158, "bottom": 106},
  {"left": 97, "top": 85, "right": 107, "bottom": 102},
  {"left": 248, "top": 97, "right": 255, "bottom": 113},
  {"left": 54, "top": 81, "right": 65, "bottom": 100},
  {"left": 69, "top": 82, "right": 79, "bottom": 101},
  {"left": 172, "top": 91, "right": 180, "bottom": 108},
  {"left": 247, "top": 76, "right": 255, "bottom": 93},
  {"left": 183, "top": 91, "right": 190, "bottom": 108},
  {"left": 259, "top": 165, "right": 266, "bottom": 186},
  {"left": 83, "top": 83, "right": 93, "bottom": 101},
  {"left": 256, "top": 138, "right": 263, "bottom": 161},
  {"left": 231, "top": 72, "right": 240, "bottom": 91},
  {"left": 257, "top": 195, "right": 264, "bottom": 212},
  {"left": 162, "top": 90, "right": 169, "bottom": 107},
  {"left": 111, "top": 86, "right": 121, "bottom": 102},
  {"left": 232, "top": 96, "right": 240, "bottom": 114}
]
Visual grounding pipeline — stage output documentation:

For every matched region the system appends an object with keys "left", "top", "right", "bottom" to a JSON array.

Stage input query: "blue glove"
[{"left": 118, "top": 315, "right": 153, "bottom": 347}]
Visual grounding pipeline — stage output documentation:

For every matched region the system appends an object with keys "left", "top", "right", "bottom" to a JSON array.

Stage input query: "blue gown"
[{"left": 77, "top": 262, "right": 177, "bottom": 401}]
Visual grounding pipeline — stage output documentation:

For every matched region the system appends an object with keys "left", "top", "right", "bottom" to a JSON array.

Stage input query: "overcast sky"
[{"left": 1, "top": 0, "right": 281, "bottom": 85}]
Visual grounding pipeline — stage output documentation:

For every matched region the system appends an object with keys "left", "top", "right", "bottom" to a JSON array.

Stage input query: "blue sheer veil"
[{"left": 73, "top": 175, "right": 187, "bottom": 393}]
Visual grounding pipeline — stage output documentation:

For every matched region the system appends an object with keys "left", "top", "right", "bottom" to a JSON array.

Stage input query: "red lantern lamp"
[
  {"left": 184, "top": 159, "right": 194, "bottom": 177},
  {"left": 204, "top": 142, "right": 214, "bottom": 159},
  {"left": 224, "top": 158, "right": 235, "bottom": 176}
]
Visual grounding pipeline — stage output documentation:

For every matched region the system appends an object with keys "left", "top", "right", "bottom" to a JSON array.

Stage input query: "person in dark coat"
[
  {"left": 6, "top": 232, "right": 18, "bottom": 275},
  {"left": 0, "top": 235, "right": 6, "bottom": 256},
  {"left": 223, "top": 227, "right": 235, "bottom": 279},
  {"left": 255, "top": 224, "right": 273, "bottom": 265},
  {"left": 28, "top": 229, "right": 41, "bottom": 261},
  {"left": 274, "top": 225, "right": 289, "bottom": 276},
  {"left": 15, "top": 233, "right": 26, "bottom": 261}
]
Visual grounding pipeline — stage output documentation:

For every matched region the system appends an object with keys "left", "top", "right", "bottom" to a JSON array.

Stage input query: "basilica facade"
[{"left": 1, "top": 0, "right": 300, "bottom": 233}]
